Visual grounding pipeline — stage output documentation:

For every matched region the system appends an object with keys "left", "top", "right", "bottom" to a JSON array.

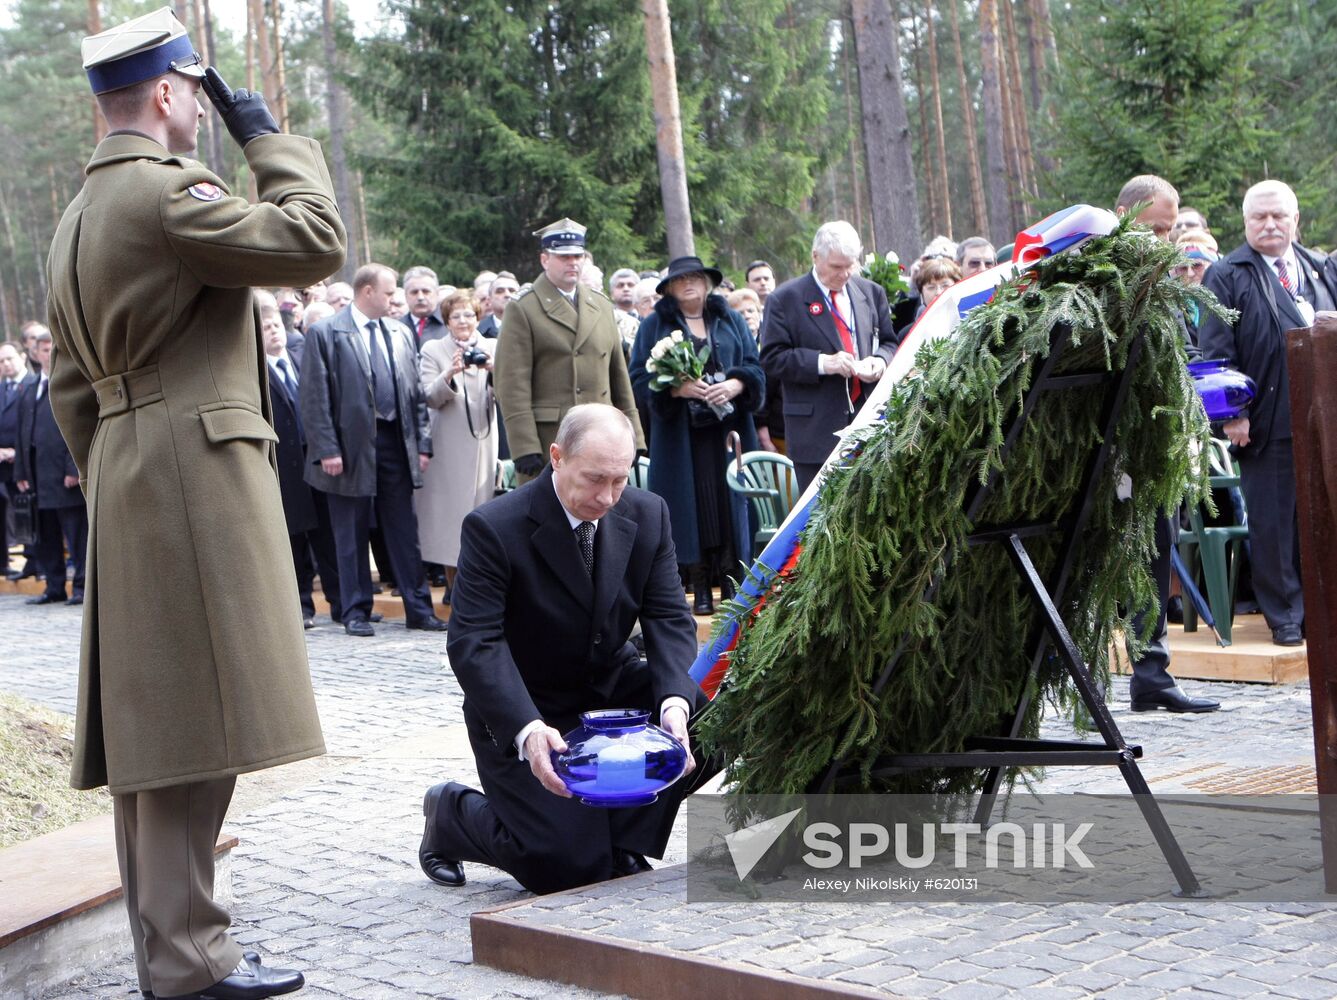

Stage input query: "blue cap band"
[{"left": 86, "top": 33, "right": 198, "bottom": 95}]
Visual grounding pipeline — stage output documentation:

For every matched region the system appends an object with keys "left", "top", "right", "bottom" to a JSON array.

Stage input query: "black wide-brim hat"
[{"left": 656, "top": 256, "right": 724, "bottom": 295}]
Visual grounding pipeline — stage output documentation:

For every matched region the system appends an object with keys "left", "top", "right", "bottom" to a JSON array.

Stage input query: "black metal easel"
[{"left": 811, "top": 322, "right": 1205, "bottom": 897}]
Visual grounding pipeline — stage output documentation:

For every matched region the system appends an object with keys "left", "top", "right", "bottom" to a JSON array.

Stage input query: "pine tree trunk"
[
  {"left": 323, "top": 0, "right": 356, "bottom": 280},
  {"left": 840, "top": 12, "right": 865, "bottom": 238},
  {"left": 947, "top": 0, "right": 987, "bottom": 237},
  {"left": 910, "top": 12, "right": 938, "bottom": 235},
  {"left": 89, "top": 0, "right": 106, "bottom": 143},
  {"left": 995, "top": 9, "right": 1024, "bottom": 233},
  {"left": 270, "top": 0, "right": 290, "bottom": 131},
  {"left": 977, "top": 0, "right": 1009, "bottom": 244},
  {"left": 249, "top": 0, "right": 275, "bottom": 107},
  {"left": 851, "top": 0, "right": 922, "bottom": 260},
  {"left": 1024, "top": 0, "right": 1058, "bottom": 174},
  {"left": 192, "top": 0, "right": 224, "bottom": 171},
  {"left": 642, "top": 0, "right": 695, "bottom": 259},
  {"left": 245, "top": 1, "right": 255, "bottom": 91},
  {"left": 924, "top": 0, "right": 952, "bottom": 239},
  {"left": 1001, "top": 0, "right": 1037, "bottom": 211}
]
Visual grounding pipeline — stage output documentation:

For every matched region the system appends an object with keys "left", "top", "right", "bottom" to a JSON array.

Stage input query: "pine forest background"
[{"left": 0, "top": 0, "right": 1332, "bottom": 334}]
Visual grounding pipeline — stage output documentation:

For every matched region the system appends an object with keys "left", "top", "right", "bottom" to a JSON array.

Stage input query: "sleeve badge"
[{"left": 186, "top": 182, "right": 223, "bottom": 202}]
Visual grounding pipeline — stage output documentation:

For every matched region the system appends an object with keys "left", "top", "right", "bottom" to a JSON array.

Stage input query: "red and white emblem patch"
[
  {"left": 186, "top": 182, "right": 223, "bottom": 202},
  {"left": 808, "top": 301, "right": 824, "bottom": 316}
]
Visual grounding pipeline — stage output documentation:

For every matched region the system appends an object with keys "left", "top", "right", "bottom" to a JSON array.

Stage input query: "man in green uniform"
[
  {"left": 45, "top": 8, "right": 345, "bottom": 998},
  {"left": 494, "top": 218, "right": 644, "bottom": 483}
]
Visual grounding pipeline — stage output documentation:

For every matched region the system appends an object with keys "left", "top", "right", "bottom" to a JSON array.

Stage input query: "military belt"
[{"left": 93, "top": 365, "right": 163, "bottom": 418}]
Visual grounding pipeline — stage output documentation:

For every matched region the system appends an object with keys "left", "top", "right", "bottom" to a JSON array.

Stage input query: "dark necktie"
[
  {"left": 575, "top": 521, "right": 595, "bottom": 576},
  {"left": 367, "top": 321, "right": 397, "bottom": 420},
  {"left": 36, "top": 376, "right": 47, "bottom": 401},
  {"left": 276, "top": 357, "right": 297, "bottom": 398},
  {"left": 828, "top": 291, "right": 860, "bottom": 402},
  {"left": 1275, "top": 258, "right": 1294, "bottom": 297}
]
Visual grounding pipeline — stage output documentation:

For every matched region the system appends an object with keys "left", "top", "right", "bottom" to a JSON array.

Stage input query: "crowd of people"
[{"left": 4, "top": 177, "right": 1333, "bottom": 653}]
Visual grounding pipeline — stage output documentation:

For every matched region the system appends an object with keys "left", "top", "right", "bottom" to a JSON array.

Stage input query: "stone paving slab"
[{"left": 1, "top": 592, "right": 1332, "bottom": 1000}]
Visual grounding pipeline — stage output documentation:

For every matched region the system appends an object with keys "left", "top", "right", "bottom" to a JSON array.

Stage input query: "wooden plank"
[
  {"left": 0, "top": 816, "right": 237, "bottom": 948},
  {"left": 1112, "top": 616, "right": 1308, "bottom": 684}
]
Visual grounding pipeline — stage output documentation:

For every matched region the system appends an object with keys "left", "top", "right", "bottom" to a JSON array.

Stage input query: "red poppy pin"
[
  {"left": 186, "top": 182, "right": 223, "bottom": 202},
  {"left": 808, "top": 301, "right": 824, "bottom": 316}
]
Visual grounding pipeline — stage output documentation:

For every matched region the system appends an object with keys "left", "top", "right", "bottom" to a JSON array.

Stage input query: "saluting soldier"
[
  {"left": 45, "top": 8, "right": 345, "bottom": 999},
  {"left": 494, "top": 218, "right": 644, "bottom": 484}
]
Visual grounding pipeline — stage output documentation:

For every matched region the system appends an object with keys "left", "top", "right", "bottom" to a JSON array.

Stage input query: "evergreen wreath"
[{"left": 698, "top": 215, "right": 1228, "bottom": 797}]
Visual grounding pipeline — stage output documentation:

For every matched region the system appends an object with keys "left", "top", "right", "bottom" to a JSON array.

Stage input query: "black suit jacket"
[
  {"left": 267, "top": 358, "right": 318, "bottom": 535},
  {"left": 759, "top": 272, "right": 898, "bottom": 463},
  {"left": 0, "top": 374, "right": 35, "bottom": 484},
  {"left": 15, "top": 380, "right": 82, "bottom": 510},
  {"left": 445, "top": 468, "right": 700, "bottom": 752},
  {"left": 1199, "top": 242, "right": 1337, "bottom": 451},
  {"left": 299, "top": 305, "right": 432, "bottom": 498}
]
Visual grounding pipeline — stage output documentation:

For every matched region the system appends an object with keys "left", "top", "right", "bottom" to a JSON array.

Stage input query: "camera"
[{"left": 461, "top": 346, "right": 490, "bottom": 368}]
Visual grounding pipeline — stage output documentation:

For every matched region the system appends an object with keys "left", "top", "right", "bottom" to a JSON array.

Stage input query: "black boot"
[{"left": 691, "top": 565, "right": 714, "bottom": 616}]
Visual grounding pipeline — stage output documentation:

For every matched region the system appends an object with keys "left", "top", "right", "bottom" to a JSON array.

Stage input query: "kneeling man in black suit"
[{"left": 419, "top": 403, "right": 702, "bottom": 894}]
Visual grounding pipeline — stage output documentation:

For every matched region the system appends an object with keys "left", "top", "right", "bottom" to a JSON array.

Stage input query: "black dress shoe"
[
  {"left": 612, "top": 849, "right": 653, "bottom": 877},
  {"left": 692, "top": 592, "right": 714, "bottom": 616},
  {"left": 344, "top": 618, "right": 375, "bottom": 637},
  {"left": 370, "top": 612, "right": 384, "bottom": 623},
  {"left": 26, "top": 594, "right": 61, "bottom": 605},
  {"left": 407, "top": 615, "right": 448, "bottom": 632},
  {"left": 419, "top": 783, "right": 466, "bottom": 886},
  {"left": 159, "top": 955, "right": 302, "bottom": 999},
  {"left": 1272, "top": 623, "right": 1303, "bottom": 647},
  {"left": 145, "top": 955, "right": 264, "bottom": 997},
  {"left": 302, "top": 617, "right": 316, "bottom": 630},
  {"left": 1130, "top": 685, "right": 1220, "bottom": 713},
  {"left": 66, "top": 595, "right": 84, "bottom": 606}
]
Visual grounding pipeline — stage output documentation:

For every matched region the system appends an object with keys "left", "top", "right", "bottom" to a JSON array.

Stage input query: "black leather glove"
[
  {"left": 514, "top": 453, "right": 545, "bottom": 477},
  {"left": 202, "top": 67, "right": 279, "bottom": 148}
]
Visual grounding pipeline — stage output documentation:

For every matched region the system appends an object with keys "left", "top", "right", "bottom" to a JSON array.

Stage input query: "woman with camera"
[
  {"left": 630, "top": 256, "right": 765, "bottom": 615},
  {"left": 416, "top": 290, "right": 498, "bottom": 599}
]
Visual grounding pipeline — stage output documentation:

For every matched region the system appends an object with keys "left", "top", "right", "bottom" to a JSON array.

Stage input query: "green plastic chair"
[
  {"left": 726, "top": 450, "right": 799, "bottom": 558},
  {"left": 1177, "top": 437, "right": 1248, "bottom": 645},
  {"left": 629, "top": 454, "right": 650, "bottom": 490},
  {"left": 495, "top": 458, "right": 516, "bottom": 494}
]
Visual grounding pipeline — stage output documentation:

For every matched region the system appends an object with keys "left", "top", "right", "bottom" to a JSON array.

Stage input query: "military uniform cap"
[
  {"left": 534, "top": 218, "right": 587, "bottom": 255},
  {"left": 82, "top": 6, "right": 205, "bottom": 96}
]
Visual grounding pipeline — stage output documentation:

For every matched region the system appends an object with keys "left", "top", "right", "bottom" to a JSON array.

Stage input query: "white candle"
[{"left": 597, "top": 740, "right": 644, "bottom": 791}]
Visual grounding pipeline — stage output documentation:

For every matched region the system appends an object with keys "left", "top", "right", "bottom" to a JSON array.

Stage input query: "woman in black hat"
[{"left": 630, "top": 256, "right": 765, "bottom": 614}]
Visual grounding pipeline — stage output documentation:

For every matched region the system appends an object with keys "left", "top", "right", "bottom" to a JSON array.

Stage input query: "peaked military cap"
[
  {"left": 534, "top": 218, "right": 587, "bottom": 255},
  {"left": 82, "top": 6, "right": 205, "bottom": 95}
]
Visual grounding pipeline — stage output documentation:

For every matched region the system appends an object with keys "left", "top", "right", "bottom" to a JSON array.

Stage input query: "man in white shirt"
[
  {"left": 1199, "top": 180, "right": 1337, "bottom": 646},
  {"left": 418, "top": 404, "right": 702, "bottom": 894},
  {"left": 759, "top": 221, "right": 897, "bottom": 492}
]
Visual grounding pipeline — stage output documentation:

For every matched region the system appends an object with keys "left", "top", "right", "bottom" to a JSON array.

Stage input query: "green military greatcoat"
[
  {"left": 493, "top": 272, "right": 645, "bottom": 468},
  {"left": 45, "top": 132, "right": 346, "bottom": 794}
]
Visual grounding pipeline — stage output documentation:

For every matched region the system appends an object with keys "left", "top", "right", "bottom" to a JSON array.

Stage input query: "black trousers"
[
  {"left": 431, "top": 664, "right": 714, "bottom": 895},
  {"left": 325, "top": 420, "right": 433, "bottom": 624},
  {"left": 34, "top": 503, "right": 86, "bottom": 600},
  {"left": 1128, "top": 512, "right": 1176, "bottom": 698},
  {"left": 1238, "top": 438, "right": 1303, "bottom": 629},
  {"left": 290, "top": 492, "right": 342, "bottom": 621},
  {"left": 0, "top": 479, "right": 10, "bottom": 570},
  {"left": 794, "top": 461, "right": 823, "bottom": 496}
]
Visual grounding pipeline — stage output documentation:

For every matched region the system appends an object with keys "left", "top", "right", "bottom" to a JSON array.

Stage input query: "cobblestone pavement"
[{"left": 2, "top": 593, "right": 1332, "bottom": 999}]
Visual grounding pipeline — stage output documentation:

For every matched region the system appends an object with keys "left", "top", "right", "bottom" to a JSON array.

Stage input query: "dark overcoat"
[
  {"left": 0, "top": 373, "right": 37, "bottom": 485},
  {"left": 14, "top": 384, "right": 83, "bottom": 510},
  {"left": 759, "top": 273, "right": 897, "bottom": 464},
  {"left": 1199, "top": 242, "right": 1337, "bottom": 452},
  {"left": 629, "top": 294, "right": 764, "bottom": 566},
  {"left": 45, "top": 132, "right": 346, "bottom": 793},
  {"left": 267, "top": 359, "right": 318, "bottom": 535},
  {"left": 299, "top": 306, "right": 431, "bottom": 498}
]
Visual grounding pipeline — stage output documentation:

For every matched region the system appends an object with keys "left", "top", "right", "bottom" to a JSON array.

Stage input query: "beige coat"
[
  {"left": 493, "top": 273, "right": 644, "bottom": 470},
  {"left": 45, "top": 133, "right": 346, "bottom": 793},
  {"left": 415, "top": 335, "right": 497, "bottom": 566}
]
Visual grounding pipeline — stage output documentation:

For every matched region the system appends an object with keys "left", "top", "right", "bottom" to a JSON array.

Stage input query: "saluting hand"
[{"left": 202, "top": 67, "right": 280, "bottom": 148}]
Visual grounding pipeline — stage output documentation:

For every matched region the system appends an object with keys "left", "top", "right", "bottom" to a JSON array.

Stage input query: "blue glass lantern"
[
  {"left": 551, "top": 709, "right": 689, "bottom": 807},
  {"left": 1189, "top": 360, "right": 1256, "bottom": 422}
]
